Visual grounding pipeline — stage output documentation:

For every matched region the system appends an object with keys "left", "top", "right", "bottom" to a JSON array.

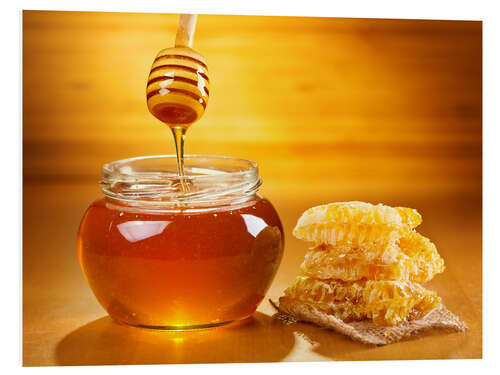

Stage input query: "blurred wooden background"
[
  {"left": 23, "top": 11, "right": 481, "bottom": 199},
  {"left": 22, "top": 11, "right": 481, "bottom": 365}
]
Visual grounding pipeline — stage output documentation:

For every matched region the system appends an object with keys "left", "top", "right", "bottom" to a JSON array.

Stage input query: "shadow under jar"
[{"left": 77, "top": 155, "right": 284, "bottom": 330}]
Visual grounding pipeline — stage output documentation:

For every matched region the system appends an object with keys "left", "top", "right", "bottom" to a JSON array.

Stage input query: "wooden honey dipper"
[
  {"left": 146, "top": 14, "right": 209, "bottom": 191},
  {"left": 146, "top": 14, "right": 209, "bottom": 127}
]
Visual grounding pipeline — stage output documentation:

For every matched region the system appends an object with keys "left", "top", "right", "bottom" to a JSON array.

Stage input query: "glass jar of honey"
[{"left": 77, "top": 155, "right": 284, "bottom": 329}]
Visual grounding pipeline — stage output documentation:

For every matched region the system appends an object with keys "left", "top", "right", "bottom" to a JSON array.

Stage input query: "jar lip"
[
  {"left": 101, "top": 154, "right": 262, "bottom": 208},
  {"left": 103, "top": 154, "right": 258, "bottom": 178}
]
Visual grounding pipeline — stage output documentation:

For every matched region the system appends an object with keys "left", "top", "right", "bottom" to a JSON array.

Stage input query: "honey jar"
[{"left": 77, "top": 155, "right": 284, "bottom": 329}]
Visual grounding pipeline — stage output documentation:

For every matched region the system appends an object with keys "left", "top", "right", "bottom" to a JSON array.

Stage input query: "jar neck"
[
  {"left": 100, "top": 155, "right": 262, "bottom": 210},
  {"left": 103, "top": 192, "right": 261, "bottom": 213}
]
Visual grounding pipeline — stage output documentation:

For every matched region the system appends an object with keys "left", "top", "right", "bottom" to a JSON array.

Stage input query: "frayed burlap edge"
[{"left": 270, "top": 298, "right": 467, "bottom": 346}]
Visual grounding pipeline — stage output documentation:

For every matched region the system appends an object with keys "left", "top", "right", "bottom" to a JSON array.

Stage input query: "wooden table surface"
[
  {"left": 22, "top": 11, "right": 481, "bottom": 365},
  {"left": 22, "top": 183, "right": 481, "bottom": 365}
]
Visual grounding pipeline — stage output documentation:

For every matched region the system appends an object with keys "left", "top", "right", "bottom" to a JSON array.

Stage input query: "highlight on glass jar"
[{"left": 77, "top": 155, "right": 284, "bottom": 330}]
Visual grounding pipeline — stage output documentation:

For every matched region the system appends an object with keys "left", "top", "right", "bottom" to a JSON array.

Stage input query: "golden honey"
[
  {"left": 145, "top": 47, "right": 210, "bottom": 190},
  {"left": 77, "top": 155, "right": 284, "bottom": 329}
]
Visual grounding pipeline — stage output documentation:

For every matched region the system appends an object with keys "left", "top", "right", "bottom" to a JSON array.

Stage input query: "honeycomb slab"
[
  {"left": 293, "top": 202, "right": 422, "bottom": 247},
  {"left": 282, "top": 276, "right": 441, "bottom": 326},
  {"left": 300, "top": 232, "right": 445, "bottom": 283}
]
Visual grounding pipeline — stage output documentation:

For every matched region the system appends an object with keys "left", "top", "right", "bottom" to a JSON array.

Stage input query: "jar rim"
[{"left": 100, "top": 155, "right": 262, "bottom": 208}]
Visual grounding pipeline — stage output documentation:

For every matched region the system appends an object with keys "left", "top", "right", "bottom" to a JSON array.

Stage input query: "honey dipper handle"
[{"left": 175, "top": 14, "right": 198, "bottom": 48}]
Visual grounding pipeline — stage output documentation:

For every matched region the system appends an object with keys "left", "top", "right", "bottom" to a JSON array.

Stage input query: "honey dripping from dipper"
[{"left": 146, "top": 14, "right": 209, "bottom": 192}]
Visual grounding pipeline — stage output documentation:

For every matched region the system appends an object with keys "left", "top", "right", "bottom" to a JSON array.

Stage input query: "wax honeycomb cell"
[
  {"left": 281, "top": 276, "right": 441, "bottom": 326},
  {"left": 300, "top": 247, "right": 409, "bottom": 281},
  {"left": 398, "top": 231, "right": 445, "bottom": 283}
]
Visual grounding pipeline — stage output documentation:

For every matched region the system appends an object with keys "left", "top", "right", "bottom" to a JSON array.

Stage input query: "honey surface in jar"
[{"left": 77, "top": 195, "right": 284, "bottom": 329}]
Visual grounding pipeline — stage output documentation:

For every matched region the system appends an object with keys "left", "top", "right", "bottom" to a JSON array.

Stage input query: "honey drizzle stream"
[{"left": 171, "top": 126, "right": 189, "bottom": 193}]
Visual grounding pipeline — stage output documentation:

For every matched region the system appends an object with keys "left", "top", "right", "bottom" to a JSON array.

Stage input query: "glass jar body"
[{"left": 77, "top": 193, "right": 284, "bottom": 329}]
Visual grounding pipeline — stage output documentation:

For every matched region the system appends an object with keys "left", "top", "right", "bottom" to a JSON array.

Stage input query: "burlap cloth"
[{"left": 270, "top": 298, "right": 467, "bottom": 346}]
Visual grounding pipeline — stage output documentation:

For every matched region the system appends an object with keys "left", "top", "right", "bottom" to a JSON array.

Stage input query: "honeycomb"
[
  {"left": 282, "top": 276, "right": 441, "bottom": 326},
  {"left": 300, "top": 232, "right": 444, "bottom": 283},
  {"left": 279, "top": 201, "right": 445, "bottom": 327},
  {"left": 293, "top": 202, "right": 421, "bottom": 247}
]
